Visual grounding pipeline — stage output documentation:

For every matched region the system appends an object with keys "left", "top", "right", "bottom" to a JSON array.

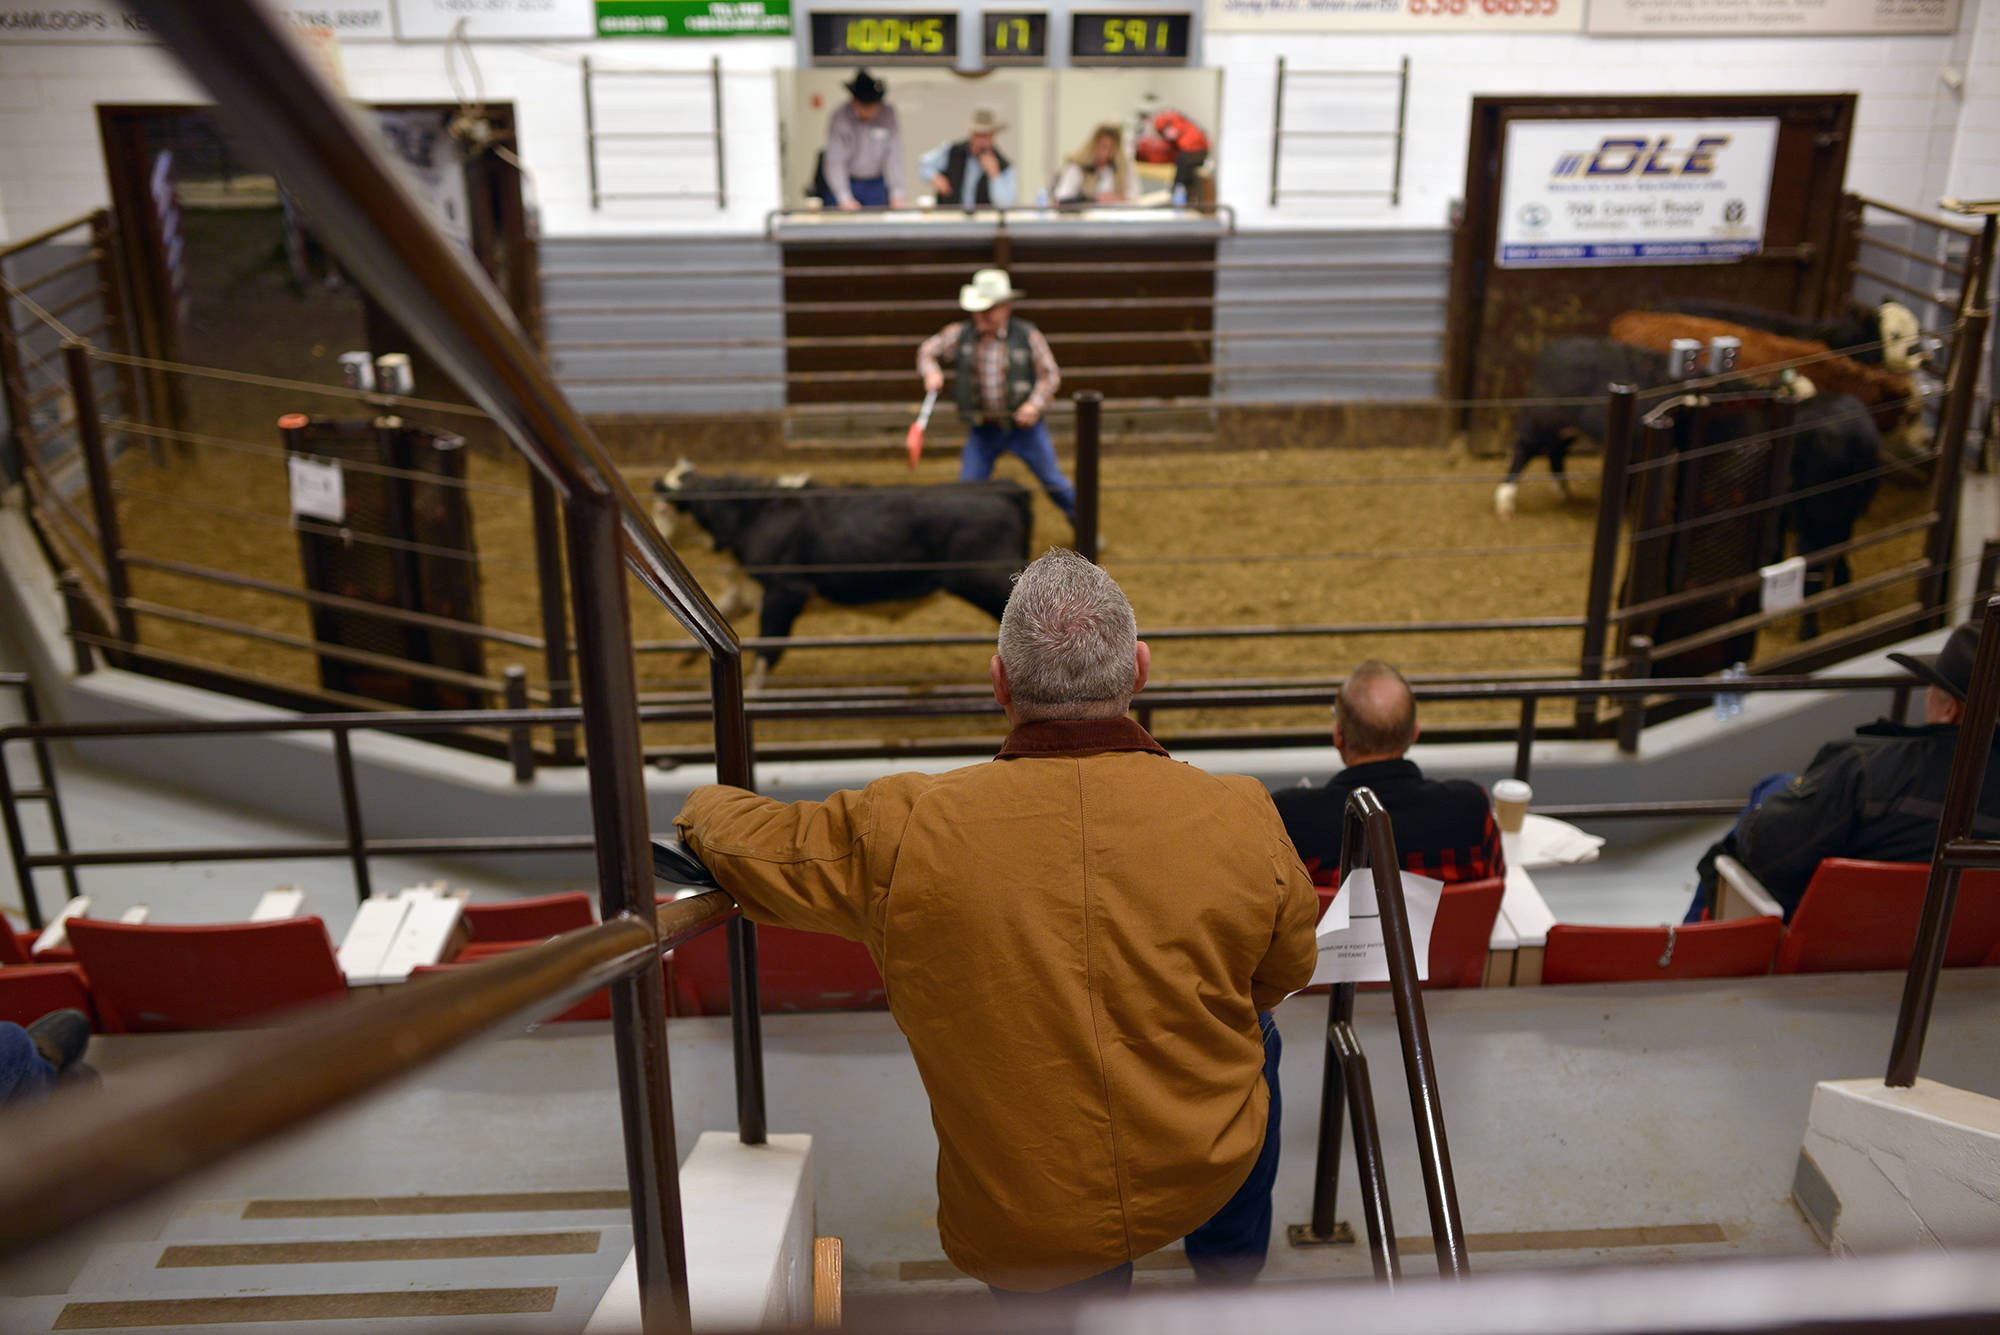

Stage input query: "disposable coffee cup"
[{"left": 1492, "top": 779, "right": 1532, "bottom": 834}]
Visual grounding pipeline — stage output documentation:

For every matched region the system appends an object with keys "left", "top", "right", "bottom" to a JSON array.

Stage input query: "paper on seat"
[{"left": 1310, "top": 867, "right": 1443, "bottom": 986}]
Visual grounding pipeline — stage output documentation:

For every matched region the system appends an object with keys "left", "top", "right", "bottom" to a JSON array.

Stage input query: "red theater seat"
[
  {"left": 1543, "top": 917, "right": 1783, "bottom": 984},
  {"left": 1776, "top": 860, "right": 2000, "bottom": 975},
  {"left": 0, "top": 964, "right": 97, "bottom": 1030},
  {"left": 460, "top": 892, "right": 595, "bottom": 946},
  {"left": 0, "top": 921, "right": 31, "bottom": 966},
  {"left": 67, "top": 917, "right": 347, "bottom": 1033},
  {"left": 670, "top": 924, "right": 886, "bottom": 1017},
  {"left": 1311, "top": 874, "right": 1504, "bottom": 991}
]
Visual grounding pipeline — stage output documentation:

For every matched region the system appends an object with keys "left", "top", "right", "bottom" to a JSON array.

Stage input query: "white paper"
[
  {"left": 32, "top": 896, "right": 90, "bottom": 954},
  {"left": 119, "top": 905, "right": 150, "bottom": 923},
  {"left": 375, "top": 893, "right": 465, "bottom": 982},
  {"left": 1309, "top": 867, "right": 1442, "bottom": 986},
  {"left": 336, "top": 896, "right": 411, "bottom": 985},
  {"left": 1761, "top": 555, "right": 1807, "bottom": 614},
  {"left": 1512, "top": 813, "right": 1606, "bottom": 868},
  {"left": 287, "top": 456, "right": 345, "bottom": 523},
  {"left": 251, "top": 887, "right": 308, "bottom": 921}
]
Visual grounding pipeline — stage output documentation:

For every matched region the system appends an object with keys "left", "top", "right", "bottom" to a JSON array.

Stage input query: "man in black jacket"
[
  {"left": 1692, "top": 622, "right": 2000, "bottom": 919},
  {"left": 1273, "top": 660, "right": 1504, "bottom": 886}
]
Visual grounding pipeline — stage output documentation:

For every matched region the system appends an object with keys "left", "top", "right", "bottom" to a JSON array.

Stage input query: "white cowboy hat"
[
  {"left": 959, "top": 268, "right": 1024, "bottom": 312},
  {"left": 968, "top": 107, "right": 1007, "bottom": 135}
]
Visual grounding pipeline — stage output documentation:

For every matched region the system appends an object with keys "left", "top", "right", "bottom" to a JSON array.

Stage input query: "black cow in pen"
[{"left": 653, "top": 461, "right": 1033, "bottom": 679}]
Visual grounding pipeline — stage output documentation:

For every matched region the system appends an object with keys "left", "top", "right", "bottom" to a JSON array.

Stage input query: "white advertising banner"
[
  {"left": 0, "top": 3, "right": 393, "bottom": 40},
  {"left": 391, "top": 0, "right": 596, "bottom": 39},
  {"left": 1589, "top": 0, "right": 1957, "bottom": 36},
  {"left": 1205, "top": 0, "right": 1580, "bottom": 32},
  {"left": 1496, "top": 118, "right": 1779, "bottom": 268}
]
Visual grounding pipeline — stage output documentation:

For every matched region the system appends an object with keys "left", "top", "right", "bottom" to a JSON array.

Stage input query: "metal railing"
[
  {"left": 1291, "top": 787, "right": 1468, "bottom": 1281},
  {"left": 0, "top": 673, "right": 76, "bottom": 931},
  {"left": 0, "top": 4, "right": 765, "bottom": 1330}
]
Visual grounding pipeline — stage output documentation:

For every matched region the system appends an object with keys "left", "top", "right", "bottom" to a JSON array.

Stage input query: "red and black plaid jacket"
[{"left": 1271, "top": 758, "right": 1505, "bottom": 887}]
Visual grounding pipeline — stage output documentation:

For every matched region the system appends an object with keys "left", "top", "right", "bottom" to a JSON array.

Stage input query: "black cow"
[
  {"left": 1656, "top": 297, "right": 1922, "bottom": 372},
  {"left": 1785, "top": 391, "right": 1882, "bottom": 635},
  {"left": 653, "top": 462, "right": 1033, "bottom": 676}
]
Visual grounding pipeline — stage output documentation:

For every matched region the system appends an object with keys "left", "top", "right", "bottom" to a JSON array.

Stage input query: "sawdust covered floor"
[{"left": 106, "top": 396, "right": 1931, "bottom": 754}]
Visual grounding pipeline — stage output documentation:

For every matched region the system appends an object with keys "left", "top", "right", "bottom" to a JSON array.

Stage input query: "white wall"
[{"left": 0, "top": 15, "right": 1989, "bottom": 243}]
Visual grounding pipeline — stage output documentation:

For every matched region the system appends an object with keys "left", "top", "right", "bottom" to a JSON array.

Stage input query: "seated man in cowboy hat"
[
  {"left": 919, "top": 108, "right": 1018, "bottom": 209},
  {"left": 1689, "top": 620, "right": 2000, "bottom": 921},
  {"left": 817, "top": 69, "right": 905, "bottom": 210},
  {"left": 917, "top": 269, "right": 1074, "bottom": 522}
]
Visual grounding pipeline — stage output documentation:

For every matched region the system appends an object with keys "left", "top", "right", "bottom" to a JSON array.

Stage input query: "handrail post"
[
  {"left": 1617, "top": 635, "right": 1653, "bottom": 754},
  {"left": 1886, "top": 593, "right": 2000, "bottom": 1086},
  {"left": 20, "top": 680, "right": 79, "bottom": 906},
  {"left": 64, "top": 339, "right": 136, "bottom": 651},
  {"left": 331, "top": 728, "right": 372, "bottom": 905},
  {"left": 1923, "top": 216, "right": 1994, "bottom": 618},
  {"left": 0, "top": 733, "right": 42, "bottom": 932},
  {"left": 1512, "top": 695, "right": 1537, "bottom": 783},
  {"left": 1577, "top": 384, "right": 1639, "bottom": 731},
  {"left": 711, "top": 651, "right": 768, "bottom": 1147},
  {"left": 1269, "top": 56, "right": 1286, "bottom": 209},
  {"left": 58, "top": 572, "right": 95, "bottom": 676},
  {"left": 528, "top": 468, "right": 578, "bottom": 764},
  {"left": 568, "top": 492, "right": 692, "bottom": 1335},
  {"left": 1073, "top": 391, "right": 1101, "bottom": 563},
  {"left": 503, "top": 665, "right": 535, "bottom": 784}
]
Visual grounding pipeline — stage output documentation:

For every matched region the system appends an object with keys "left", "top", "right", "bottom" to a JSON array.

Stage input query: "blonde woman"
[{"left": 1052, "top": 123, "right": 1130, "bottom": 206}]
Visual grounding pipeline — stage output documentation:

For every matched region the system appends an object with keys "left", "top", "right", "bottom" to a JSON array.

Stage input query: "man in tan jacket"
[{"left": 675, "top": 549, "right": 1319, "bottom": 1297}]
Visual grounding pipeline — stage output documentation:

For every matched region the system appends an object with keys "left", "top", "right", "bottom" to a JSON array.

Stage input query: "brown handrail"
[
  {"left": 0, "top": 211, "right": 97, "bottom": 262},
  {"left": 0, "top": 895, "right": 736, "bottom": 1261}
]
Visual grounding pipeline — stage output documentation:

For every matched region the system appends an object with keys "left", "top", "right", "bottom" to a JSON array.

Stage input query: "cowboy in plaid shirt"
[{"left": 1272, "top": 660, "right": 1505, "bottom": 886}]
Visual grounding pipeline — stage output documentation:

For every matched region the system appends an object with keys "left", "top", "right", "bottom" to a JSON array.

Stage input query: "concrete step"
[
  {"left": 10, "top": 1281, "right": 607, "bottom": 1333},
  {"left": 65, "top": 1225, "right": 633, "bottom": 1298},
  {"left": 160, "top": 1192, "right": 634, "bottom": 1242}
]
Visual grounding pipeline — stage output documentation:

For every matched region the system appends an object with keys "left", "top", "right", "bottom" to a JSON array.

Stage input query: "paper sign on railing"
[
  {"left": 287, "top": 456, "right": 345, "bottom": 523},
  {"left": 1761, "top": 555, "right": 1807, "bottom": 614},
  {"left": 1309, "top": 867, "right": 1442, "bottom": 987}
]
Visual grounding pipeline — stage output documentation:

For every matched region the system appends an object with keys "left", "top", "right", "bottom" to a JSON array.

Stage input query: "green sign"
[{"left": 598, "top": 0, "right": 791, "bottom": 35}]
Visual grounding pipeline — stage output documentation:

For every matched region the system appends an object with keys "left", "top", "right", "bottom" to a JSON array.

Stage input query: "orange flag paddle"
[{"left": 907, "top": 389, "right": 937, "bottom": 470}]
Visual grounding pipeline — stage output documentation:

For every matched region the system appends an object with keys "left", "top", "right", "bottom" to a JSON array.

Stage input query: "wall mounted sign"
[
  {"left": 1069, "top": 10, "right": 1190, "bottom": 62},
  {"left": 1495, "top": 117, "right": 1780, "bottom": 266},
  {"left": 808, "top": 10, "right": 957, "bottom": 61},
  {"left": 981, "top": 10, "right": 1048, "bottom": 61},
  {"left": 0, "top": 2, "right": 392, "bottom": 40},
  {"left": 599, "top": 0, "right": 791, "bottom": 34},
  {"left": 1203, "top": 0, "right": 1580, "bottom": 32},
  {"left": 392, "top": 0, "right": 595, "bottom": 39},
  {"left": 1588, "top": 0, "right": 1957, "bottom": 36}
]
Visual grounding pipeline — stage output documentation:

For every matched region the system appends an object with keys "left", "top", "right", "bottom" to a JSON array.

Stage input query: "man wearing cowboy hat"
[
  {"left": 1689, "top": 620, "right": 2000, "bottom": 920},
  {"left": 818, "top": 70, "right": 905, "bottom": 210},
  {"left": 919, "top": 108, "right": 1018, "bottom": 209},
  {"left": 917, "top": 269, "right": 1073, "bottom": 521}
]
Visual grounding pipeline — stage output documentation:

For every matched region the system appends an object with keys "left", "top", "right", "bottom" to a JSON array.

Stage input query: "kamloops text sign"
[
  {"left": 1495, "top": 117, "right": 1779, "bottom": 267},
  {"left": 0, "top": 3, "right": 392, "bottom": 39}
]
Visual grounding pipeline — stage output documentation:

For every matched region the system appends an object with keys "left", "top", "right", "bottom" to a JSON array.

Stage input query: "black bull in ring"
[{"left": 652, "top": 462, "right": 1035, "bottom": 675}]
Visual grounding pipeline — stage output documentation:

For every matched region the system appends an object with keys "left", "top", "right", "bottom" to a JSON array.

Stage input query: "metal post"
[
  {"left": 568, "top": 493, "right": 692, "bottom": 1334},
  {"left": 582, "top": 57, "right": 602, "bottom": 212},
  {"left": 710, "top": 56, "right": 726, "bottom": 212},
  {"left": 1577, "top": 384, "right": 1639, "bottom": 730},
  {"left": 1887, "top": 595, "right": 2000, "bottom": 1086},
  {"left": 0, "top": 735, "right": 43, "bottom": 932},
  {"left": 1073, "top": 391, "right": 1101, "bottom": 563},
  {"left": 57, "top": 573, "right": 95, "bottom": 676},
  {"left": 64, "top": 340, "right": 136, "bottom": 649},
  {"left": 504, "top": 665, "right": 535, "bottom": 784},
  {"left": 528, "top": 469, "right": 578, "bottom": 764},
  {"left": 1924, "top": 223, "right": 1994, "bottom": 614},
  {"left": 1269, "top": 57, "right": 1286, "bottom": 209},
  {"left": 1617, "top": 635, "right": 1653, "bottom": 754},
  {"left": 1306, "top": 981, "right": 1348, "bottom": 1239},
  {"left": 710, "top": 651, "right": 768, "bottom": 1147},
  {"left": 89, "top": 209, "right": 147, "bottom": 452},
  {"left": 1512, "top": 695, "right": 1536, "bottom": 783},
  {"left": 20, "top": 682, "right": 80, "bottom": 905},
  {"left": 1332, "top": 1015, "right": 1397, "bottom": 1281},
  {"left": 1389, "top": 57, "right": 1410, "bottom": 208},
  {"left": 331, "top": 728, "right": 372, "bottom": 905}
]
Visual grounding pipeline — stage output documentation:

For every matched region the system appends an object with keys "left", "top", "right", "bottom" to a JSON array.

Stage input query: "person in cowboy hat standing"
[
  {"left": 818, "top": 69, "right": 905, "bottom": 210},
  {"left": 919, "top": 107, "right": 1018, "bottom": 209},
  {"left": 1689, "top": 620, "right": 2000, "bottom": 921},
  {"left": 917, "top": 269, "right": 1073, "bottom": 522}
]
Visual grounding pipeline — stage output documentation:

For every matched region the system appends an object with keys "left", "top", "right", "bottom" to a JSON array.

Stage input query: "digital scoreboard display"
[
  {"left": 1069, "top": 11, "right": 1190, "bottom": 63},
  {"left": 809, "top": 11, "right": 959, "bottom": 62},
  {"left": 981, "top": 11, "right": 1048, "bottom": 62}
]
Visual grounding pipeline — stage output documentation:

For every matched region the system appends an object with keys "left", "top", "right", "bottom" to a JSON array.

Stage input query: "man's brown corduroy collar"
[{"left": 996, "top": 715, "right": 1168, "bottom": 758}]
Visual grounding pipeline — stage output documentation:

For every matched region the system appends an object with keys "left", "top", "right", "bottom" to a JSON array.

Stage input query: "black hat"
[
  {"left": 845, "top": 70, "right": 886, "bottom": 104},
  {"left": 1889, "top": 621, "right": 1984, "bottom": 702}
]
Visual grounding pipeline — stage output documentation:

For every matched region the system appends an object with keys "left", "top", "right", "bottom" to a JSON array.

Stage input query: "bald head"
[{"left": 1333, "top": 661, "right": 1417, "bottom": 763}]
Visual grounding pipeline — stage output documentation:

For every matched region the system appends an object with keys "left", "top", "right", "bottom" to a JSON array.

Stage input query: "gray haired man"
[{"left": 676, "top": 548, "right": 1318, "bottom": 1297}]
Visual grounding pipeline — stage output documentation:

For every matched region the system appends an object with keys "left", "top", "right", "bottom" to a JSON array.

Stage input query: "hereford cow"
[
  {"left": 653, "top": 461, "right": 1034, "bottom": 677},
  {"left": 1655, "top": 298, "right": 1922, "bottom": 373},
  {"left": 1609, "top": 310, "right": 1923, "bottom": 454}
]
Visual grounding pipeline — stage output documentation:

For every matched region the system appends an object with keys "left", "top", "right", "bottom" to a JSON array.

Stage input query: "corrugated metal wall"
[{"left": 541, "top": 228, "right": 1455, "bottom": 417}]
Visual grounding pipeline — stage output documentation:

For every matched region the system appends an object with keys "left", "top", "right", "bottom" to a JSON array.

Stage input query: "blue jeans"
[
  {"left": 961, "top": 421, "right": 1076, "bottom": 522},
  {"left": 1685, "top": 771, "right": 1797, "bottom": 923},
  {"left": 989, "top": 1010, "right": 1282, "bottom": 1300},
  {"left": 0, "top": 1022, "right": 57, "bottom": 1106},
  {"left": 847, "top": 176, "right": 889, "bottom": 207}
]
